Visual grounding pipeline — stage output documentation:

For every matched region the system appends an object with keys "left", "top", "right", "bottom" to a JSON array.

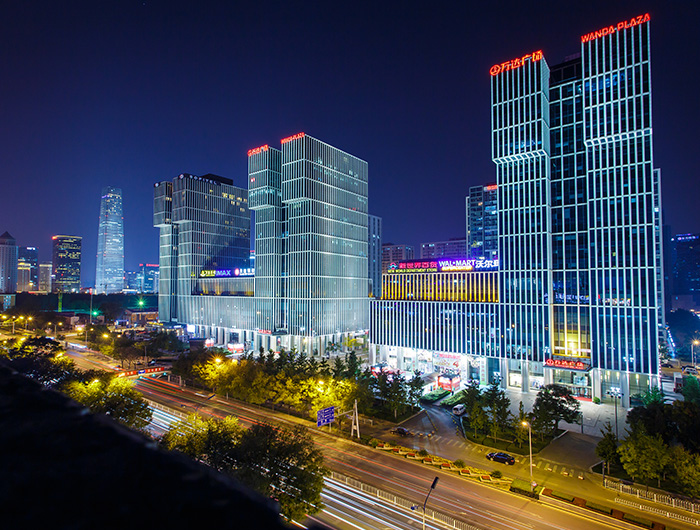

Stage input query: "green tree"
[
  {"left": 161, "top": 414, "right": 242, "bottom": 472},
  {"left": 618, "top": 428, "right": 670, "bottom": 488},
  {"left": 469, "top": 401, "right": 487, "bottom": 437},
  {"left": 513, "top": 402, "right": 529, "bottom": 448},
  {"left": 345, "top": 350, "right": 361, "bottom": 379},
  {"left": 682, "top": 376, "right": 700, "bottom": 405},
  {"left": 532, "top": 384, "right": 580, "bottom": 436},
  {"left": 482, "top": 382, "right": 512, "bottom": 440},
  {"left": 638, "top": 385, "right": 666, "bottom": 406},
  {"left": 596, "top": 421, "right": 619, "bottom": 474},
  {"left": 64, "top": 377, "right": 152, "bottom": 430},
  {"left": 460, "top": 380, "right": 482, "bottom": 412},
  {"left": 669, "top": 445, "right": 700, "bottom": 498}
]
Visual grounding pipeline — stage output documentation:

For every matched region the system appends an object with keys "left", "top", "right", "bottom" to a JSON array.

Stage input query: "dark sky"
[{"left": 1, "top": 1, "right": 698, "bottom": 287}]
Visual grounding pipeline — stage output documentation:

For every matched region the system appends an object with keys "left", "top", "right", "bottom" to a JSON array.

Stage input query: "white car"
[{"left": 452, "top": 404, "right": 467, "bottom": 416}]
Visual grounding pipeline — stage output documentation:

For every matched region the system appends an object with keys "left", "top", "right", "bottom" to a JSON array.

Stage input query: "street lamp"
[
  {"left": 412, "top": 477, "right": 439, "bottom": 530},
  {"left": 607, "top": 387, "right": 623, "bottom": 440},
  {"left": 693, "top": 340, "right": 699, "bottom": 367},
  {"left": 26, "top": 316, "right": 33, "bottom": 332},
  {"left": 521, "top": 421, "right": 535, "bottom": 493}
]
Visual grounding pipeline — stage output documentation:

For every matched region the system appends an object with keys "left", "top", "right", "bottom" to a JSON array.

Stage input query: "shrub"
[
  {"left": 490, "top": 470, "right": 502, "bottom": 479},
  {"left": 420, "top": 389, "right": 451, "bottom": 403},
  {"left": 622, "top": 514, "right": 653, "bottom": 528},
  {"left": 453, "top": 459, "right": 465, "bottom": 468},
  {"left": 550, "top": 491, "right": 575, "bottom": 503},
  {"left": 593, "top": 396, "right": 601, "bottom": 404},
  {"left": 368, "top": 438, "right": 380, "bottom": 448},
  {"left": 418, "top": 449, "right": 429, "bottom": 457},
  {"left": 585, "top": 502, "right": 612, "bottom": 515},
  {"left": 510, "top": 478, "right": 538, "bottom": 499}
]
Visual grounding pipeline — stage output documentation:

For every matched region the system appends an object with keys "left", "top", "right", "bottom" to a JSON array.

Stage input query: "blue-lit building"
[
  {"left": 371, "top": 13, "right": 663, "bottom": 404},
  {"left": 95, "top": 186, "right": 125, "bottom": 294},
  {"left": 155, "top": 135, "right": 369, "bottom": 354},
  {"left": 368, "top": 215, "right": 382, "bottom": 298}
]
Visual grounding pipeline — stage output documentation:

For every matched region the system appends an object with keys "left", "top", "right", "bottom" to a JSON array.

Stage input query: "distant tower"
[
  {"left": 0, "top": 231, "right": 18, "bottom": 294},
  {"left": 95, "top": 186, "right": 125, "bottom": 293},
  {"left": 38, "top": 262, "right": 53, "bottom": 293},
  {"left": 17, "top": 246, "right": 39, "bottom": 292},
  {"left": 368, "top": 215, "right": 382, "bottom": 298},
  {"left": 52, "top": 235, "right": 82, "bottom": 293}
]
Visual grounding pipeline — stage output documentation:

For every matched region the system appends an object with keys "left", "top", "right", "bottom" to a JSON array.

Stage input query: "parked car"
[
  {"left": 391, "top": 427, "right": 412, "bottom": 437},
  {"left": 486, "top": 452, "right": 515, "bottom": 465},
  {"left": 452, "top": 404, "right": 467, "bottom": 416}
]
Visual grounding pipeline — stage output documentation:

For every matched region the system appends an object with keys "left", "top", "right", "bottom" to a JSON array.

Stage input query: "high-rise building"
[
  {"left": 154, "top": 174, "right": 251, "bottom": 323},
  {"left": 140, "top": 263, "right": 159, "bottom": 293},
  {"left": 466, "top": 184, "right": 498, "bottom": 260},
  {"left": 381, "top": 244, "right": 414, "bottom": 274},
  {"left": 38, "top": 262, "right": 52, "bottom": 293},
  {"left": 0, "top": 232, "right": 18, "bottom": 294},
  {"left": 155, "top": 134, "right": 369, "bottom": 354},
  {"left": 420, "top": 238, "right": 467, "bottom": 259},
  {"left": 671, "top": 234, "right": 700, "bottom": 305},
  {"left": 95, "top": 186, "right": 125, "bottom": 294},
  {"left": 52, "top": 235, "right": 82, "bottom": 293},
  {"left": 372, "top": 12, "right": 661, "bottom": 405},
  {"left": 17, "top": 246, "right": 38, "bottom": 292},
  {"left": 368, "top": 215, "right": 382, "bottom": 298}
]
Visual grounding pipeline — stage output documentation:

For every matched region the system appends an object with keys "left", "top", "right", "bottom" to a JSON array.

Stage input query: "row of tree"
[
  {"left": 454, "top": 381, "right": 581, "bottom": 444},
  {"left": 174, "top": 348, "right": 424, "bottom": 421}
]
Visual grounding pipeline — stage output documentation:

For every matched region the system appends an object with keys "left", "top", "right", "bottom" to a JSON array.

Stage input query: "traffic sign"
[{"left": 316, "top": 406, "right": 335, "bottom": 427}]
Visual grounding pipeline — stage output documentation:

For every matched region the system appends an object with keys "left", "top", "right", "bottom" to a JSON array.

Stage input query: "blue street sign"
[{"left": 316, "top": 406, "right": 335, "bottom": 427}]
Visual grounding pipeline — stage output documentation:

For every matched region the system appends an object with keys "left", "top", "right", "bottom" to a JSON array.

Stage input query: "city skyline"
[{"left": 1, "top": 1, "right": 698, "bottom": 289}]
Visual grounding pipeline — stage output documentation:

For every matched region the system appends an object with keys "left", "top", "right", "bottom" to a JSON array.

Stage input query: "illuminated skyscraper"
[
  {"left": 466, "top": 184, "right": 498, "bottom": 260},
  {"left": 17, "top": 246, "right": 38, "bottom": 292},
  {"left": 95, "top": 186, "right": 124, "bottom": 293},
  {"left": 0, "top": 232, "right": 18, "bottom": 294},
  {"left": 39, "top": 262, "right": 52, "bottom": 293},
  {"left": 52, "top": 235, "right": 82, "bottom": 293},
  {"left": 368, "top": 215, "right": 382, "bottom": 298}
]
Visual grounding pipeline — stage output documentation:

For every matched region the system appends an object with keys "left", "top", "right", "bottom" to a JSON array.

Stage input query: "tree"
[
  {"left": 460, "top": 380, "right": 482, "bottom": 412},
  {"left": 64, "top": 377, "right": 152, "bottom": 430},
  {"left": 618, "top": 427, "right": 670, "bottom": 488},
  {"left": 513, "top": 402, "right": 529, "bottom": 448},
  {"left": 682, "top": 376, "right": 700, "bottom": 405},
  {"left": 345, "top": 350, "right": 361, "bottom": 379},
  {"left": 469, "top": 401, "right": 487, "bottom": 437},
  {"left": 161, "top": 414, "right": 242, "bottom": 472},
  {"left": 532, "top": 384, "right": 580, "bottom": 436},
  {"left": 596, "top": 421, "right": 619, "bottom": 474},
  {"left": 669, "top": 445, "right": 700, "bottom": 498},
  {"left": 639, "top": 386, "right": 667, "bottom": 406},
  {"left": 482, "top": 382, "right": 512, "bottom": 440}
]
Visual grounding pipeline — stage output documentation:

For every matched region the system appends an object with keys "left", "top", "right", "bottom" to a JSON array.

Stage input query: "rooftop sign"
[
  {"left": 247, "top": 144, "right": 269, "bottom": 157},
  {"left": 490, "top": 50, "right": 543, "bottom": 76},
  {"left": 581, "top": 13, "right": 650, "bottom": 43},
  {"left": 281, "top": 132, "right": 305, "bottom": 144},
  {"left": 387, "top": 258, "right": 499, "bottom": 274}
]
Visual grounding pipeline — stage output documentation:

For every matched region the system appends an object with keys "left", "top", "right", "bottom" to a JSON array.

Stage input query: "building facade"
[
  {"left": 371, "top": 12, "right": 662, "bottom": 405},
  {"left": 52, "top": 235, "right": 82, "bottom": 293},
  {"left": 670, "top": 234, "right": 700, "bottom": 309},
  {"left": 155, "top": 135, "right": 369, "bottom": 354},
  {"left": 95, "top": 186, "right": 125, "bottom": 294},
  {"left": 466, "top": 184, "right": 498, "bottom": 260},
  {"left": 17, "top": 246, "right": 38, "bottom": 292},
  {"left": 368, "top": 215, "right": 382, "bottom": 298},
  {"left": 381, "top": 244, "right": 415, "bottom": 274},
  {"left": 0, "top": 231, "right": 18, "bottom": 294},
  {"left": 38, "top": 262, "right": 52, "bottom": 293},
  {"left": 420, "top": 238, "right": 468, "bottom": 259}
]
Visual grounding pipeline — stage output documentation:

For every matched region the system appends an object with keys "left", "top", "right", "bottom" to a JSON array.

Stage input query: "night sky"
[{"left": 1, "top": 1, "right": 698, "bottom": 287}]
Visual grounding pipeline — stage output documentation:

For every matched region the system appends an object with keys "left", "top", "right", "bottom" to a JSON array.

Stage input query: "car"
[
  {"left": 452, "top": 404, "right": 467, "bottom": 416},
  {"left": 391, "top": 427, "right": 412, "bottom": 437},
  {"left": 486, "top": 452, "right": 515, "bottom": 465}
]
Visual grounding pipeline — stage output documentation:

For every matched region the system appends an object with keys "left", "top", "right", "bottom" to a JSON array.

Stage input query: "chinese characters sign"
[
  {"left": 490, "top": 50, "right": 543, "bottom": 76},
  {"left": 199, "top": 268, "right": 254, "bottom": 278},
  {"left": 387, "top": 258, "right": 499, "bottom": 274}
]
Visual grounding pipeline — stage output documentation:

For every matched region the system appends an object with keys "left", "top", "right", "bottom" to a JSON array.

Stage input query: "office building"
[
  {"left": 381, "top": 244, "right": 414, "bottom": 274},
  {"left": 371, "top": 12, "right": 661, "bottom": 405},
  {"left": 0, "top": 231, "right": 18, "bottom": 294},
  {"left": 466, "top": 184, "right": 498, "bottom": 260},
  {"left": 17, "top": 246, "right": 38, "bottom": 292},
  {"left": 140, "top": 263, "right": 159, "bottom": 293},
  {"left": 670, "top": 234, "right": 700, "bottom": 309},
  {"left": 420, "top": 238, "right": 467, "bottom": 259},
  {"left": 155, "top": 134, "right": 369, "bottom": 354},
  {"left": 368, "top": 215, "right": 382, "bottom": 298},
  {"left": 125, "top": 270, "right": 140, "bottom": 291},
  {"left": 95, "top": 186, "right": 125, "bottom": 294},
  {"left": 38, "top": 262, "right": 52, "bottom": 293},
  {"left": 52, "top": 235, "right": 82, "bottom": 293}
]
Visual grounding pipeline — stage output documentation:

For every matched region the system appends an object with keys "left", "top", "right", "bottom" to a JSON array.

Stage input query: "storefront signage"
[
  {"left": 281, "top": 132, "right": 305, "bottom": 144},
  {"left": 581, "top": 13, "right": 650, "bottom": 43},
  {"left": 199, "top": 268, "right": 254, "bottom": 278},
  {"left": 490, "top": 50, "right": 543, "bottom": 76},
  {"left": 544, "top": 358, "right": 590, "bottom": 371},
  {"left": 247, "top": 144, "right": 269, "bottom": 157},
  {"left": 387, "top": 258, "right": 499, "bottom": 274}
]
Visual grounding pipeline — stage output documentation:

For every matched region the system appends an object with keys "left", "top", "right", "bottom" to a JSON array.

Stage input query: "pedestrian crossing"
[{"left": 422, "top": 433, "right": 584, "bottom": 479}]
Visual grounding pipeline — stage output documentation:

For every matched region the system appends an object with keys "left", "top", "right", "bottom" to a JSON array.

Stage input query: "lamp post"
[
  {"left": 412, "top": 476, "right": 439, "bottom": 530},
  {"left": 522, "top": 421, "right": 534, "bottom": 493},
  {"left": 607, "top": 387, "right": 623, "bottom": 440},
  {"left": 693, "top": 340, "right": 699, "bottom": 367},
  {"left": 26, "top": 316, "right": 32, "bottom": 332}
]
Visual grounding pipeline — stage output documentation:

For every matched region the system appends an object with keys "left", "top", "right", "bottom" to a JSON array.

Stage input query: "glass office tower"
[
  {"left": 95, "top": 186, "right": 125, "bottom": 294},
  {"left": 52, "top": 235, "right": 82, "bottom": 293}
]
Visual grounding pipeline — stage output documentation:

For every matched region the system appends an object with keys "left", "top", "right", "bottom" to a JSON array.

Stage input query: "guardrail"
[
  {"left": 328, "top": 471, "right": 481, "bottom": 530},
  {"left": 614, "top": 497, "right": 700, "bottom": 526},
  {"left": 605, "top": 478, "right": 700, "bottom": 515}
]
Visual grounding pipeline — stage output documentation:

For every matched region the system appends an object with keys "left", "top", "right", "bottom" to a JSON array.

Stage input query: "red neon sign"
[
  {"left": 247, "top": 144, "right": 269, "bottom": 157},
  {"left": 544, "top": 358, "right": 589, "bottom": 371},
  {"left": 490, "top": 50, "right": 543, "bottom": 76},
  {"left": 581, "top": 13, "right": 650, "bottom": 43},
  {"left": 281, "top": 132, "right": 305, "bottom": 144},
  {"left": 484, "top": 184, "right": 497, "bottom": 191}
]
